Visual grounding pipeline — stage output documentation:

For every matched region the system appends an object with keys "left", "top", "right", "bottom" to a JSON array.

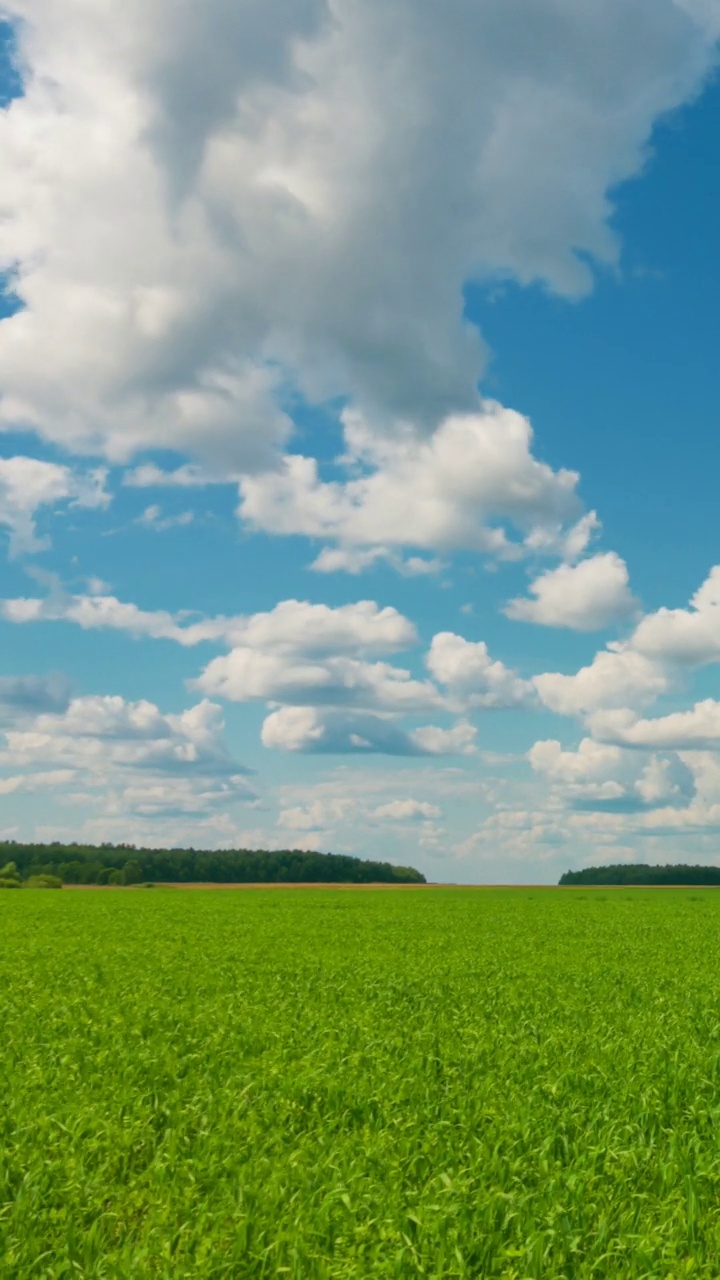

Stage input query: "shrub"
[
  {"left": 0, "top": 877, "right": 21, "bottom": 889},
  {"left": 107, "top": 870, "right": 123, "bottom": 886},
  {"left": 24, "top": 875, "right": 63, "bottom": 889}
]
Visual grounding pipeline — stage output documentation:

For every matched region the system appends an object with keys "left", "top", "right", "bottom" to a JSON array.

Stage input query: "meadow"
[{"left": 3, "top": 887, "right": 720, "bottom": 1278}]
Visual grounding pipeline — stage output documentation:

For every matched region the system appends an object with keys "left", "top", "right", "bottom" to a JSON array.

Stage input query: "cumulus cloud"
[
  {"left": 529, "top": 737, "right": 625, "bottom": 782},
  {"left": 2, "top": 586, "right": 416, "bottom": 653},
  {"left": 427, "top": 631, "right": 535, "bottom": 708},
  {"left": 278, "top": 794, "right": 440, "bottom": 829},
  {"left": 9, "top": 695, "right": 247, "bottom": 775},
  {"left": 2, "top": 581, "right": 458, "bottom": 742},
  {"left": 197, "top": 651, "right": 442, "bottom": 712},
  {"left": 631, "top": 565, "right": 720, "bottom": 665},
  {"left": 528, "top": 735, "right": 693, "bottom": 810},
  {"left": 0, "top": 692, "right": 254, "bottom": 821},
  {"left": 589, "top": 700, "right": 720, "bottom": 751},
  {"left": 0, "top": 457, "right": 108, "bottom": 556},
  {"left": 310, "top": 545, "right": 444, "bottom": 577},
  {"left": 185, "top": 599, "right": 441, "bottom": 716},
  {"left": 372, "top": 799, "right": 441, "bottom": 821},
  {"left": 1, "top": 582, "right": 216, "bottom": 644},
  {"left": 0, "top": 1, "right": 714, "bottom": 464},
  {"left": 534, "top": 648, "right": 669, "bottom": 716},
  {"left": 411, "top": 721, "right": 478, "bottom": 755},
  {"left": 529, "top": 565, "right": 720, "bottom": 726},
  {"left": 225, "top": 598, "right": 416, "bottom": 656},
  {"left": 260, "top": 706, "right": 428, "bottom": 755},
  {"left": 532, "top": 565, "right": 720, "bottom": 732},
  {"left": 261, "top": 705, "right": 480, "bottom": 758},
  {"left": 240, "top": 405, "right": 592, "bottom": 564},
  {"left": 505, "top": 552, "right": 637, "bottom": 631},
  {"left": 0, "top": 768, "right": 76, "bottom": 796},
  {"left": 123, "top": 463, "right": 231, "bottom": 488}
]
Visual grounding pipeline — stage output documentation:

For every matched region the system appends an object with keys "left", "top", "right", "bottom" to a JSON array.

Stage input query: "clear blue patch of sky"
[
  {"left": 0, "top": 20, "right": 22, "bottom": 108},
  {"left": 466, "top": 71, "right": 720, "bottom": 616}
]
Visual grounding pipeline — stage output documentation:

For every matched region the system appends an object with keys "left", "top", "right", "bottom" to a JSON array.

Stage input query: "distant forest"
[
  {"left": 560, "top": 864, "right": 720, "bottom": 886},
  {"left": 0, "top": 841, "right": 426, "bottom": 885}
]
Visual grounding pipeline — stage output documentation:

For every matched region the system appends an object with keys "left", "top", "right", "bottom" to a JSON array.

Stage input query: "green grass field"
[{"left": 3, "top": 887, "right": 720, "bottom": 1277}]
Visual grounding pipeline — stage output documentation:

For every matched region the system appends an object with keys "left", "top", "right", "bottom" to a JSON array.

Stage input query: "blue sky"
[{"left": 1, "top": 1, "right": 720, "bottom": 881}]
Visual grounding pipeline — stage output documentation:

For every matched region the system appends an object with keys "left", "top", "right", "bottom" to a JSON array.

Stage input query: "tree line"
[
  {"left": 0, "top": 841, "right": 426, "bottom": 885},
  {"left": 560, "top": 864, "right": 720, "bottom": 886}
]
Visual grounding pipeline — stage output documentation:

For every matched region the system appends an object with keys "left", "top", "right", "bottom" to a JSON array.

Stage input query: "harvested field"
[{"left": 4, "top": 887, "right": 720, "bottom": 1276}]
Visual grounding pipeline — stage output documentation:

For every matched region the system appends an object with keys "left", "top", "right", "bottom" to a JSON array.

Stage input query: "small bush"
[
  {"left": 24, "top": 875, "right": 63, "bottom": 889},
  {"left": 107, "top": 870, "right": 123, "bottom": 886},
  {"left": 122, "top": 859, "right": 143, "bottom": 886},
  {"left": 0, "top": 877, "right": 21, "bottom": 888}
]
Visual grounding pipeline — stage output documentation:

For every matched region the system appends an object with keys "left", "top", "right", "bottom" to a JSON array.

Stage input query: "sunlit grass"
[{"left": 3, "top": 888, "right": 720, "bottom": 1276}]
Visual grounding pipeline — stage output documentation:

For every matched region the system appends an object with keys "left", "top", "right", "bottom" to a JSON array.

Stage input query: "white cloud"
[
  {"left": 1, "top": 584, "right": 212, "bottom": 644},
  {"left": 261, "top": 705, "right": 481, "bottom": 757},
  {"left": 589, "top": 700, "right": 720, "bottom": 750},
  {"left": 0, "top": 0, "right": 714, "bottom": 463},
  {"left": 505, "top": 552, "right": 637, "bottom": 631},
  {"left": 426, "top": 631, "right": 535, "bottom": 708},
  {"left": 260, "top": 706, "right": 428, "bottom": 755},
  {"left": 276, "top": 790, "right": 441, "bottom": 836},
  {"left": 534, "top": 648, "right": 669, "bottom": 716},
  {"left": 123, "top": 463, "right": 229, "bottom": 488},
  {"left": 635, "top": 755, "right": 691, "bottom": 805},
  {"left": 7, "top": 695, "right": 245, "bottom": 775},
  {"left": 183, "top": 599, "right": 438, "bottom": 717},
  {"left": 310, "top": 545, "right": 444, "bottom": 577},
  {"left": 277, "top": 797, "right": 355, "bottom": 831},
  {"left": 0, "top": 768, "right": 75, "bottom": 796},
  {"left": 0, "top": 692, "right": 255, "bottom": 823},
  {"left": 240, "top": 405, "right": 590, "bottom": 563},
  {"left": 528, "top": 735, "right": 693, "bottom": 809},
  {"left": 1, "top": 586, "right": 416, "bottom": 654},
  {"left": 411, "top": 721, "right": 478, "bottom": 756},
  {"left": 528, "top": 565, "right": 720, "bottom": 726},
  {"left": 136, "top": 503, "right": 194, "bottom": 531},
  {"left": 528, "top": 737, "right": 625, "bottom": 782},
  {"left": 226, "top": 598, "right": 416, "bottom": 656},
  {"left": 372, "top": 799, "right": 441, "bottom": 821},
  {"left": 197, "top": 650, "right": 442, "bottom": 712},
  {"left": 0, "top": 457, "right": 108, "bottom": 556},
  {"left": 631, "top": 565, "right": 720, "bottom": 665}
]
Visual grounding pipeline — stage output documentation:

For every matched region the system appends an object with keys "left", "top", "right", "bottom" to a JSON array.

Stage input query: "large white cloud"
[
  {"left": 5, "top": 695, "right": 244, "bottom": 775},
  {"left": 427, "top": 631, "right": 535, "bottom": 708},
  {"left": 589, "top": 700, "right": 720, "bottom": 750},
  {"left": 0, "top": 692, "right": 255, "bottom": 823},
  {"left": 528, "top": 735, "right": 693, "bottom": 809},
  {"left": 261, "top": 705, "right": 476, "bottom": 756},
  {"left": 631, "top": 566, "right": 720, "bottom": 665},
  {"left": 197, "top": 651, "right": 443, "bottom": 713},
  {"left": 534, "top": 648, "right": 669, "bottom": 716},
  {"left": 2, "top": 586, "right": 416, "bottom": 653},
  {"left": 505, "top": 552, "right": 637, "bottom": 631},
  {"left": 0, "top": 1, "right": 715, "bottom": 463},
  {"left": 239, "top": 405, "right": 591, "bottom": 562},
  {"left": 532, "top": 566, "right": 720, "bottom": 722},
  {"left": 260, "top": 706, "right": 427, "bottom": 755}
]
